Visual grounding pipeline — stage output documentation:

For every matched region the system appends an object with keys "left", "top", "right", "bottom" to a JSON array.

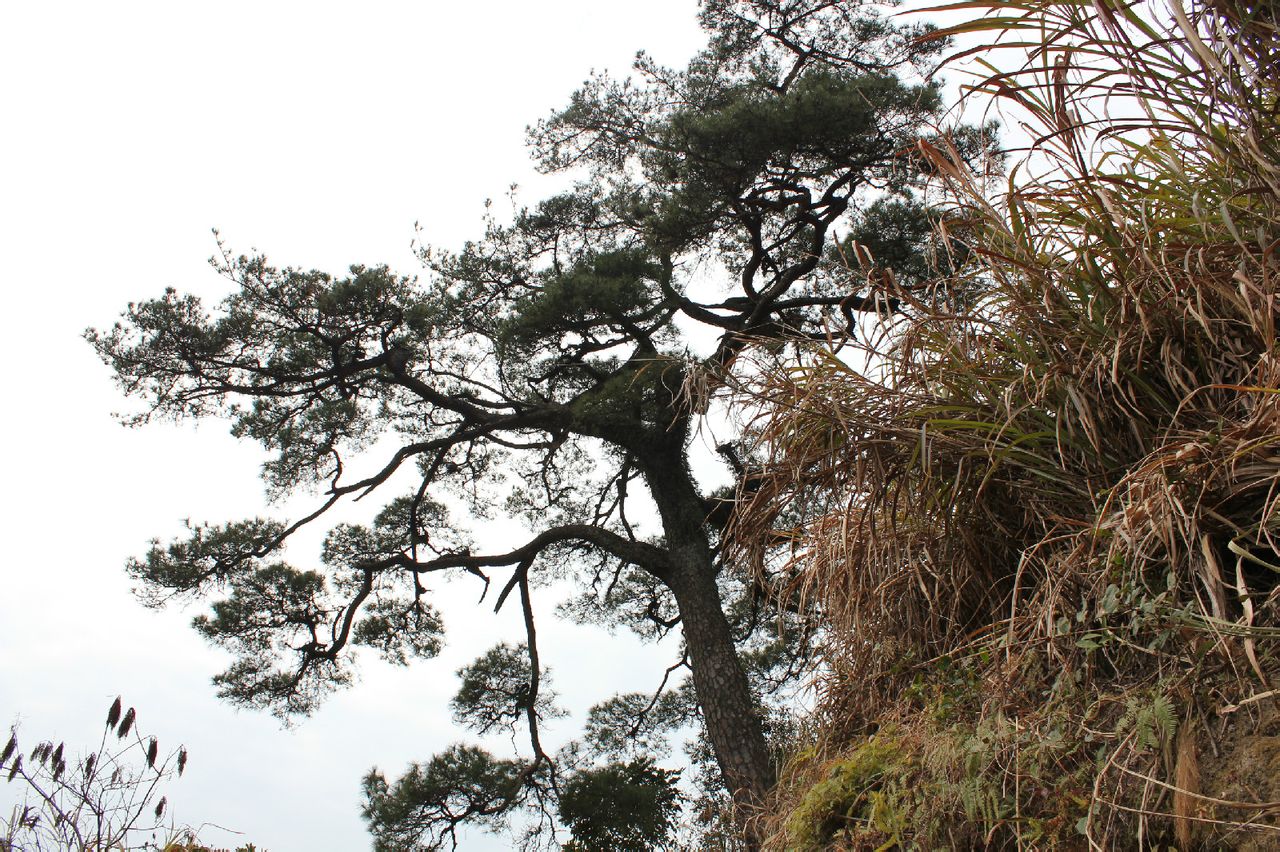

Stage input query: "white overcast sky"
[{"left": 0, "top": 3, "right": 709, "bottom": 849}]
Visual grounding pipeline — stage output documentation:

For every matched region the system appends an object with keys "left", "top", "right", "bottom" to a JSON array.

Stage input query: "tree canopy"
[{"left": 90, "top": 1, "right": 987, "bottom": 848}]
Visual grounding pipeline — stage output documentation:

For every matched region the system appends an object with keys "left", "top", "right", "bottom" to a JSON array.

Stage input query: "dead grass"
[{"left": 731, "top": 0, "right": 1280, "bottom": 846}]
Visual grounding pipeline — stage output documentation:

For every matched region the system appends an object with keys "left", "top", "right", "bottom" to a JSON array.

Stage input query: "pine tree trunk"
[
  {"left": 641, "top": 455, "right": 775, "bottom": 847},
  {"left": 667, "top": 552, "right": 775, "bottom": 840}
]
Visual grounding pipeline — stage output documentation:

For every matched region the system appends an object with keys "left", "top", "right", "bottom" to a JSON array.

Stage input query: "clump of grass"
[{"left": 734, "top": 0, "right": 1280, "bottom": 846}]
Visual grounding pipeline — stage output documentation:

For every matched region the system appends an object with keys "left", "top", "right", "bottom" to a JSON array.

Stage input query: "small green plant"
[
  {"left": 1116, "top": 693, "right": 1177, "bottom": 756},
  {"left": 784, "top": 734, "right": 903, "bottom": 849}
]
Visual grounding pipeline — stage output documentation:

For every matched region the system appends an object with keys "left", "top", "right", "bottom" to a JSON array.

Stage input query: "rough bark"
[
  {"left": 668, "top": 554, "right": 774, "bottom": 840},
  {"left": 641, "top": 451, "right": 775, "bottom": 847}
]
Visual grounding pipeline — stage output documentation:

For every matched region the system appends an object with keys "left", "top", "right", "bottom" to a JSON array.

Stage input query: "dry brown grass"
[{"left": 731, "top": 0, "right": 1280, "bottom": 846}]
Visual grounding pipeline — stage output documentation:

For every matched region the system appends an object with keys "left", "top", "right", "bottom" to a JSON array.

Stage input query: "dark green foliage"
[
  {"left": 451, "top": 643, "right": 562, "bottom": 736},
  {"left": 559, "top": 759, "right": 684, "bottom": 852},
  {"left": 582, "top": 690, "right": 695, "bottom": 760},
  {"left": 195, "top": 563, "right": 350, "bottom": 715},
  {"left": 557, "top": 566, "right": 681, "bottom": 642},
  {"left": 499, "top": 249, "right": 666, "bottom": 359},
  {"left": 362, "top": 745, "right": 530, "bottom": 852},
  {"left": 841, "top": 197, "right": 945, "bottom": 288},
  {"left": 697, "top": 0, "right": 938, "bottom": 71},
  {"left": 639, "top": 70, "right": 939, "bottom": 250},
  {"left": 350, "top": 597, "right": 444, "bottom": 667},
  {"left": 128, "top": 518, "right": 287, "bottom": 602}
]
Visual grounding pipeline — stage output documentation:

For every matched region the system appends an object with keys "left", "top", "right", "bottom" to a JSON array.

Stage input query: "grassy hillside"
[{"left": 737, "top": 0, "right": 1280, "bottom": 847}]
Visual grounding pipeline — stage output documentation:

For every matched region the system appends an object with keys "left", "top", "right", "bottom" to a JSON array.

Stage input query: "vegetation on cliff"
[{"left": 738, "top": 0, "right": 1280, "bottom": 847}]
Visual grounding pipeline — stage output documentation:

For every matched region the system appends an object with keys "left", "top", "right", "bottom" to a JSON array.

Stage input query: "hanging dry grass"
[{"left": 733, "top": 0, "right": 1280, "bottom": 847}]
